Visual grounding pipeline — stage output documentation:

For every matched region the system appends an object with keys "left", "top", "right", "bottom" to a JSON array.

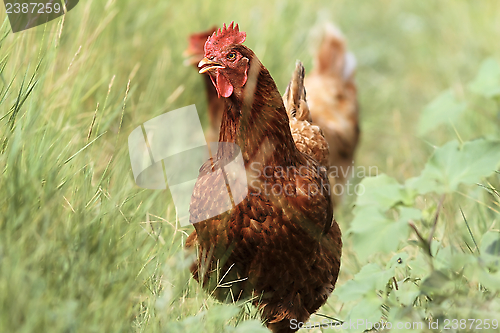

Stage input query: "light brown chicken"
[{"left": 305, "top": 23, "right": 359, "bottom": 187}]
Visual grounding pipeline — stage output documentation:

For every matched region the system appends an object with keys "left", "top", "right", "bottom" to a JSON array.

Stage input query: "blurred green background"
[{"left": 1, "top": 0, "right": 499, "bottom": 332}]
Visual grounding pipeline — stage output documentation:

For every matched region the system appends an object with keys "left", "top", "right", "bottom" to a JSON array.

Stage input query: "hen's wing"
[
  {"left": 283, "top": 61, "right": 330, "bottom": 168},
  {"left": 304, "top": 23, "right": 359, "bottom": 185}
]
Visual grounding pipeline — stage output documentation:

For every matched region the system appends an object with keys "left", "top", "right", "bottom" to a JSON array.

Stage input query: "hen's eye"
[{"left": 226, "top": 52, "right": 236, "bottom": 61}]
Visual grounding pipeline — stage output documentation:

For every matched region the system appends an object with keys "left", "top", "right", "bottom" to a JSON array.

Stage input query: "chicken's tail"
[
  {"left": 283, "top": 61, "right": 312, "bottom": 122},
  {"left": 313, "top": 23, "right": 356, "bottom": 83}
]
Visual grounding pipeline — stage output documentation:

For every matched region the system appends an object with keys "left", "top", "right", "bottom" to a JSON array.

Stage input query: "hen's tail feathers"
[
  {"left": 283, "top": 61, "right": 312, "bottom": 122},
  {"left": 314, "top": 23, "right": 356, "bottom": 82}
]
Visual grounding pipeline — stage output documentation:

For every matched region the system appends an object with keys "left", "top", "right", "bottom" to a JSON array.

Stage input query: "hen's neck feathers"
[
  {"left": 202, "top": 74, "right": 224, "bottom": 126},
  {"left": 216, "top": 51, "right": 301, "bottom": 168}
]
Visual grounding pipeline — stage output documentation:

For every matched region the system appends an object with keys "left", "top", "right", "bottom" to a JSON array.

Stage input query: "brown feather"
[{"left": 187, "top": 38, "right": 341, "bottom": 333}]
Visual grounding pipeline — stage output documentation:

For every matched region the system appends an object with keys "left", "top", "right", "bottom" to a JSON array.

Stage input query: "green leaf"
[
  {"left": 393, "top": 280, "right": 420, "bottom": 306},
  {"left": 336, "top": 265, "right": 388, "bottom": 332},
  {"left": 479, "top": 231, "right": 500, "bottom": 268},
  {"left": 168, "top": 304, "right": 243, "bottom": 333},
  {"left": 461, "top": 259, "right": 500, "bottom": 292},
  {"left": 349, "top": 207, "right": 419, "bottom": 261},
  {"left": 405, "top": 175, "right": 436, "bottom": 196},
  {"left": 352, "top": 175, "right": 417, "bottom": 261},
  {"left": 346, "top": 290, "right": 383, "bottom": 329},
  {"left": 468, "top": 58, "right": 500, "bottom": 98},
  {"left": 349, "top": 209, "right": 404, "bottom": 261},
  {"left": 417, "top": 89, "right": 467, "bottom": 136},
  {"left": 407, "top": 251, "right": 429, "bottom": 278},
  {"left": 355, "top": 174, "right": 413, "bottom": 211},
  {"left": 335, "top": 263, "right": 393, "bottom": 302},
  {"left": 476, "top": 268, "right": 500, "bottom": 292},
  {"left": 480, "top": 231, "right": 500, "bottom": 256},
  {"left": 410, "top": 139, "right": 500, "bottom": 194},
  {"left": 233, "top": 320, "right": 269, "bottom": 333},
  {"left": 434, "top": 245, "right": 475, "bottom": 272},
  {"left": 168, "top": 313, "right": 205, "bottom": 332},
  {"left": 206, "top": 304, "right": 240, "bottom": 326},
  {"left": 420, "top": 270, "right": 453, "bottom": 296}
]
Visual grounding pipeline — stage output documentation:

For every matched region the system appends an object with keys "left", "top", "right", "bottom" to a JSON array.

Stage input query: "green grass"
[{"left": 1, "top": 0, "right": 499, "bottom": 332}]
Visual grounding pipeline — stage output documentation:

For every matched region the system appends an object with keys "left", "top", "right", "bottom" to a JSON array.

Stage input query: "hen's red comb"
[{"left": 204, "top": 22, "right": 246, "bottom": 55}]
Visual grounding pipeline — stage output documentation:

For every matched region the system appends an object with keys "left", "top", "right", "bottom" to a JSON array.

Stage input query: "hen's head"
[{"left": 198, "top": 22, "right": 250, "bottom": 98}]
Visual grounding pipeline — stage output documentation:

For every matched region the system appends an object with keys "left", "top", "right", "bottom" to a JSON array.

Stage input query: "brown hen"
[
  {"left": 305, "top": 24, "right": 360, "bottom": 187},
  {"left": 185, "top": 22, "right": 342, "bottom": 333}
]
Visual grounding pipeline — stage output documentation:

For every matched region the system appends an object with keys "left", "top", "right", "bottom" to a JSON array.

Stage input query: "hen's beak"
[{"left": 198, "top": 57, "right": 225, "bottom": 74}]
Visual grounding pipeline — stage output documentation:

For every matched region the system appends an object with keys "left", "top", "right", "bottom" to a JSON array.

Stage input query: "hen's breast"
[{"left": 188, "top": 158, "right": 341, "bottom": 313}]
